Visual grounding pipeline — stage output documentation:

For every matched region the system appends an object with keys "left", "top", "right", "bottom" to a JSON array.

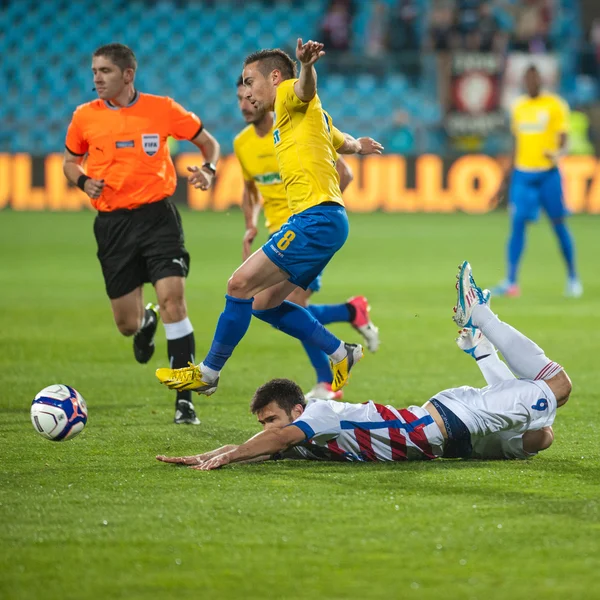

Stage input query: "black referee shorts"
[{"left": 93, "top": 198, "right": 191, "bottom": 299}]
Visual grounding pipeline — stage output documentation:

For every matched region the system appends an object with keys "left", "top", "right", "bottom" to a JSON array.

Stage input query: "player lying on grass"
[{"left": 157, "top": 261, "right": 571, "bottom": 470}]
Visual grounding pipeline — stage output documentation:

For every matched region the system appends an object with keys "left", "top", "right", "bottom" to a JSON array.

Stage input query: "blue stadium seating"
[{"left": 0, "top": 0, "right": 590, "bottom": 155}]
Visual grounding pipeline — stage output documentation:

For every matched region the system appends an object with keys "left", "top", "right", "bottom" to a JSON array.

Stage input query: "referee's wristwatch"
[{"left": 202, "top": 162, "right": 216, "bottom": 175}]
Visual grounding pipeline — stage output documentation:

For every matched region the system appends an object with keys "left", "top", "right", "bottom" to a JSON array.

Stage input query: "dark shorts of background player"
[{"left": 93, "top": 198, "right": 191, "bottom": 299}]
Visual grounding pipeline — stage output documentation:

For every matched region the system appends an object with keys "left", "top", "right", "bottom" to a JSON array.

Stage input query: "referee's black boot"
[
  {"left": 174, "top": 398, "right": 201, "bottom": 425},
  {"left": 133, "top": 303, "right": 159, "bottom": 364}
]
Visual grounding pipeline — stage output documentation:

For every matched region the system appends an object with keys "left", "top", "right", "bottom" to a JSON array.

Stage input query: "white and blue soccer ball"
[{"left": 31, "top": 384, "right": 88, "bottom": 441}]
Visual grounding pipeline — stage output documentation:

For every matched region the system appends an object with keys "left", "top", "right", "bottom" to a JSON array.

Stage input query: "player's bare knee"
[
  {"left": 227, "top": 273, "right": 252, "bottom": 298},
  {"left": 548, "top": 370, "right": 572, "bottom": 407},
  {"left": 114, "top": 316, "right": 140, "bottom": 337},
  {"left": 159, "top": 295, "right": 186, "bottom": 322}
]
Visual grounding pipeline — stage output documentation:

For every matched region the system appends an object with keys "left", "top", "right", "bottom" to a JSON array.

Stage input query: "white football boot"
[
  {"left": 304, "top": 382, "right": 344, "bottom": 401},
  {"left": 452, "top": 261, "right": 489, "bottom": 328},
  {"left": 565, "top": 278, "right": 583, "bottom": 298}
]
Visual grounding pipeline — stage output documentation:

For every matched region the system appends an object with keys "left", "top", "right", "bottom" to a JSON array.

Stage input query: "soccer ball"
[{"left": 31, "top": 384, "right": 88, "bottom": 441}]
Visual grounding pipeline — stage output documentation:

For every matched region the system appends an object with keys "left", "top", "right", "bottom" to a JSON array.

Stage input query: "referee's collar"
[{"left": 105, "top": 89, "right": 140, "bottom": 110}]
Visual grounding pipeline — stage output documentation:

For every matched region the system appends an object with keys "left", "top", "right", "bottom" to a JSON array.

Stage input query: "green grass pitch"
[{"left": 1, "top": 210, "right": 599, "bottom": 600}]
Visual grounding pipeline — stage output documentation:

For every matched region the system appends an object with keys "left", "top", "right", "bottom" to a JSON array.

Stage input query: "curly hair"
[{"left": 250, "top": 379, "right": 306, "bottom": 416}]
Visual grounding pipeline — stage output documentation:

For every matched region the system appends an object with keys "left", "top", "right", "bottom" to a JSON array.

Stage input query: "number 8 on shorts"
[{"left": 276, "top": 230, "right": 296, "bottom": 251}]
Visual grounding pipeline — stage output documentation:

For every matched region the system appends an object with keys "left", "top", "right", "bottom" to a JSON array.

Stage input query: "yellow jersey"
[
  {"left": 511, "top": 92, "right": 569, "bottom": 171},
  {"left": 273, "top": 79, "right": 345, "bottom": 214},
  {"left": 233, "top": 123, "right": 291, "bottom": 233}
]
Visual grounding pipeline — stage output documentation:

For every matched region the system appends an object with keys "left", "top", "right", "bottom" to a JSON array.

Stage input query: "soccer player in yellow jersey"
[
  {"left": 494, "top": 65, "right": 582, "bottom": 298},
  {"left": 233, "top": 76, "right": 380, "bottom": 401},
  {"left": 157, "top": 39, "right": 383, "bottom": 396}
]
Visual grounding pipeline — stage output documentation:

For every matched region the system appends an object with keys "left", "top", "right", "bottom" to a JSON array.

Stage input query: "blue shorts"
[
  {"left": 509, "top": 168, "right": 569, "bottom": 221},
  {"left": 267, "top": 233, "right": 323, "bottom": 292},
  {"left": 263, "top": 203, "right": 349, "bottom": 290},
  {"left": 307, "top": 273, "right": 322, "bottom": 292}
]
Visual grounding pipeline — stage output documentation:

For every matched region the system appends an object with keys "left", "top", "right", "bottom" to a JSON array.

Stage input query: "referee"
[{"left": 63, "top": 43, "right": 220, "bottom": 425}]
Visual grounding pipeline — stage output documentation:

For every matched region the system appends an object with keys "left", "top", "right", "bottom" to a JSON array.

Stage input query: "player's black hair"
[
  {"left": 237, "top": 74, "right": 243, "bottom": 87},
  {"left": 525, "top": 64, "right": 540, "bottom": 75},
  {"left": 243, "top": 49, "right": 297, "bottom": 80},
  {"left": 250, "top": 378, "right": 306, "bottom": 416},
  {"left": 93, "top": 43, "right": 137, "bottom": 72}
]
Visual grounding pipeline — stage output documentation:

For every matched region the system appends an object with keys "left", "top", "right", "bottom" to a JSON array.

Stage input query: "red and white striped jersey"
[{"left": 285, "top": 399, "right": 444, "bottom": 462}]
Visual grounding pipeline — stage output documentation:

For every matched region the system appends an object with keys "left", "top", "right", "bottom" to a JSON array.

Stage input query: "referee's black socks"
[{"left": 164, "top": 317, "right": 196, "bottom": 402}]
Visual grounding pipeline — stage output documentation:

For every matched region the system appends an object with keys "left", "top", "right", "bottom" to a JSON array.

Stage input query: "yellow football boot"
[
  {"left": 330, "top": 343, "right": 363, "bottom": 392},
  {"left": 155, "top": 363, "right": 219, "bottom": 395}
]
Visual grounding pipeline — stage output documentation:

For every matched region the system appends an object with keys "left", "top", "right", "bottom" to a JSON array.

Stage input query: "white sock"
[
  {"left": 472, "top": 305, "right": 562, "bottom": 381},
  {"left": 329, "top": 341, "right": 347, "bottom": 363},
  {"left": 471, "top": 336, "right": 496, "bottom": 360},
  {"left": 163, "top": 317, "right": 193, "bottom": 340},
  {"left": 200, "top": 362, "right": 220, "bottom": 381},
  {"left": 476, "top": 353, "right": 515, "bottom": 385}
]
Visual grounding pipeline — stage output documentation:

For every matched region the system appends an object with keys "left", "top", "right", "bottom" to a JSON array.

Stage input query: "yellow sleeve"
[
  {"left": 233, "top": 139, "right": 253, "bottom": 182},
  {"left": 331, "top": 125, "right": 345, "bottom": 150},
  {"left": 323, "top": 111, "right": 345, "bottom": 150},
  {"left": 280, "top": 79, "right": 308, "bottom": 111},
  {"left": 552, "top": 97, "right": 569, "bottom": 133}
]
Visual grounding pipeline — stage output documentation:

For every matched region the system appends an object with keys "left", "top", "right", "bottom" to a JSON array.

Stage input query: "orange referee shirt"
[{"left": 65, "top": 92, "right": 202, "bottom": 211}]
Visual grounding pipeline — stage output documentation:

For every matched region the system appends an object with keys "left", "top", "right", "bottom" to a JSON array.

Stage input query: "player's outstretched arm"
[
  {"left": 194, "top": 425, "right": 306, "bottom": 471},
  {"left": 294, "top": 38, "right": 325, "bottom": 102},
  {"left": 156, "top": 445, "right": 239, "bottom": 465},
  {"left": 336, "top": 132, "right": 384, "bottom": 156}
]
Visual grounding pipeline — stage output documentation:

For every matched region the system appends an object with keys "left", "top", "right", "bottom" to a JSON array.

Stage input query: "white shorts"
[{"left": 431, "top": 379, "right": 557, "bottom": 440}]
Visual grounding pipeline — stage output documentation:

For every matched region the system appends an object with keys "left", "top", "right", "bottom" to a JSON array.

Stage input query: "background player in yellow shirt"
[
  {"left": 234, "top": 76, "right": 380, "bottom": 401},
  {"left": 494, "top": 65, "right": 582, "bottom": 298},
  {"left": 157, "top": 39, "right": 383, "bottom": 397}
]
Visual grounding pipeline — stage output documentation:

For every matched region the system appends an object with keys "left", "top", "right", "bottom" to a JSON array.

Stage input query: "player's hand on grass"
[
  {"left": 156, "top": 453, "right": 208, "bottom": 465},
  {"left": 190, "top": 452, "right": 233, "bottom": 471},
  {"left": 296, "top": 38, "right": 325, "bottom": 66},
  {"left": 242, "top": 226, "right": 258, "bottom": 261},
  {"left": 84, "top": 178, "right": 105, "bottom": 199},
  {"left": 357, "top": 137, "right": 384, "bottom": 155},
  {"left": 187, "top": 165, "right": 214, "bottom": 191}
]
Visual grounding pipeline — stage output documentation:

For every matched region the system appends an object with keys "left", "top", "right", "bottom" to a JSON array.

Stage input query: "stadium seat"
[{"left": 2, "top": 0, "right": 590, "bottom": 156}]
